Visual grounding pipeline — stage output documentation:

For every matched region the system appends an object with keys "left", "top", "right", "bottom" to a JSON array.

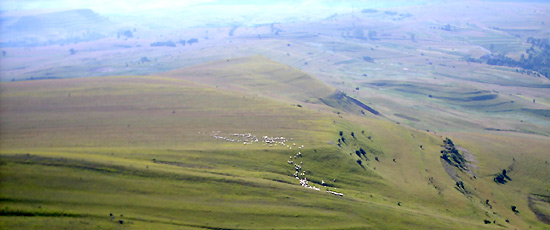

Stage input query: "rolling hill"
[
  {"left": 7, "top": 9, "right": 108, "bottom": 32},
  {"left": 159, "top": 55, "right": 335, "bottom": 103},
  {"left": 1, "top": 56, "right": 549, "bottom": 229}
]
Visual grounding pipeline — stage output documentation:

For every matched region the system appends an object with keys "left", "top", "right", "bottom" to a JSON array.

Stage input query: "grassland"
[
  {"left": 2, "top": 1, "right": 550, "bottom": 229},
  {"left": 1, "top": 56, "right": 549, "bottom": 229}
]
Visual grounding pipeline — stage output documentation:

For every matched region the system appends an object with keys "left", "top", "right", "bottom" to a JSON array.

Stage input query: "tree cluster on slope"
[
  {"left": 440, "top": 138, "right": 467, "bottom": 170},
  {"left": 150, "top": 38, "right": 198, "bottom": 47},
  {"left": 463, "top": 37, "right": 550, "bottom": 79},
  {"left": 117, "top": 30, "right": 133, "bottom": 39}
]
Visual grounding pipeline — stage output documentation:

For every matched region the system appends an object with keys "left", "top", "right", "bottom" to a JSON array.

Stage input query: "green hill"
[
  {"left": 160, "top": 55, "right": 380, "bottom": 116},
  {"left": 1, "top": 57, "right": 549, "bottom": 229},
  {"left": 159, "top": 55, "right": 335, "bottom": 103}
]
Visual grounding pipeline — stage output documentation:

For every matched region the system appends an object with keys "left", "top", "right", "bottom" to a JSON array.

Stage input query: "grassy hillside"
[
  {"left": 159, "top": 55, "right": 335, "bottom": 103},
  {"left": 1, "top": 57, "right": 550, "bottom": 229},
  {"left": 0, "top": 75, "right": 329, "bottom": 149}
]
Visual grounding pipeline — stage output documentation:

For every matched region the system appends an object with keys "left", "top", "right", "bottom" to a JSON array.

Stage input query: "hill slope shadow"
[{"left": 159, "top": 55, "right": 380, "bottom": 115}]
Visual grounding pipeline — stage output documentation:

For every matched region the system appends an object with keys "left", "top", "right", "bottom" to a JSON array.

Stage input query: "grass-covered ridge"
[{"left": 159, "top": 55, "right": 335, "bottom": 103}]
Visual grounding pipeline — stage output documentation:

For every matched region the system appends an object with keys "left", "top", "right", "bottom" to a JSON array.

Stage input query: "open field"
[
  {"left": 2, "top": 56, "right": 550, "bottom": 229},
  {"left": 1, "top": 1, "right": 550, "bottom": 229}
]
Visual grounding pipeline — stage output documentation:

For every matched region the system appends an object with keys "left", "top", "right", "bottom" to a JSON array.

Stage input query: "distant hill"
[
  {"left": 2, "top": 9, "right": 110, "bottom": 46},
  {"left": 8, "top": 9, "right": 107, "bottom": 32}
]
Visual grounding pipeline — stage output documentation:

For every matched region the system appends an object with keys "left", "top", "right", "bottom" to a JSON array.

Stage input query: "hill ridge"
[{"left": 159, "top": 55, "right": 335, "bottom": 103}]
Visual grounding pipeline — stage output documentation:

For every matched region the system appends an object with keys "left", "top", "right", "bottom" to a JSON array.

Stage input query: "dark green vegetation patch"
[{"left": 440, "top": 138, "right": 467, "bottom": 171}]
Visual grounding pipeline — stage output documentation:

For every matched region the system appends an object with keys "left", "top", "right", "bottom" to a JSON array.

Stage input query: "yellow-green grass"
[
  {"left": 0, "top": 137, "right": 505, "bottom": 230},
  {"left": 2, "top": 57, "right": 550, "bottom": 229},
  {"left": 447, "top": 132, "right": 550, "bottom": 229},
  {"left": 159, "top": 55, "right": 335, "bottom": 103},
  {"left": 0, "top": 74, "right": 331, "bottom": 149}
]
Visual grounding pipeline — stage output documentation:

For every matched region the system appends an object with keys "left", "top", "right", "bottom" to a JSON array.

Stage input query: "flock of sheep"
[
  {"left": 210, "top": 131, "right": 259, "bottom": 144},
  {"left": 210, "top": 131, "right": 344, "bottom": 197}
]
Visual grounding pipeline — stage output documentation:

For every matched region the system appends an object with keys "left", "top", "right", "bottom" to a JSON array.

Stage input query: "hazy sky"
[
  {"left": 0, "top": 0, "right": 438, "bottom": 28},
  {"left": 1, "top": 0, "right": 216, "bottom": 14},
  {"left": 0, "top": 0, "right": 432, "bottom": 15}
]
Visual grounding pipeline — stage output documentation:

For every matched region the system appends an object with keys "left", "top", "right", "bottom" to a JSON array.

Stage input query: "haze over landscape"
[{"left": 1, "top": 0, "right": 549, "bottom": 229}]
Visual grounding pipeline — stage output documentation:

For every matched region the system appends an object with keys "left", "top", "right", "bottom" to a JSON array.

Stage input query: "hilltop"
[
  {"left": 159, "top": 55, "right": 335, "bottom": 103},
  {"left": 160, "top": 55, "right": 381, "bottom": 116}
]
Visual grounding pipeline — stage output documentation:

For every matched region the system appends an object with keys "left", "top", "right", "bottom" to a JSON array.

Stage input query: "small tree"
[
  {"left": 511, "top": 206, "right": 519, "bottom": 214},
  {"left": 187, "top": 38, "right": 198, "bottom": 45},
  {"left": 363, "top": 56, "right": 374, "bottom": 63},
  {"left": 123, "top": 30, "right": 133, "bottom": 38},
  {"left": 456, "top": 181, "right": 465, "bottom": 190}
]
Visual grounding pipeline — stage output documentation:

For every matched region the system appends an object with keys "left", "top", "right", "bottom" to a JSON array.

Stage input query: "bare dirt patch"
[{"left": 457, "top": 146, "right": 478, "bottom": 177}]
